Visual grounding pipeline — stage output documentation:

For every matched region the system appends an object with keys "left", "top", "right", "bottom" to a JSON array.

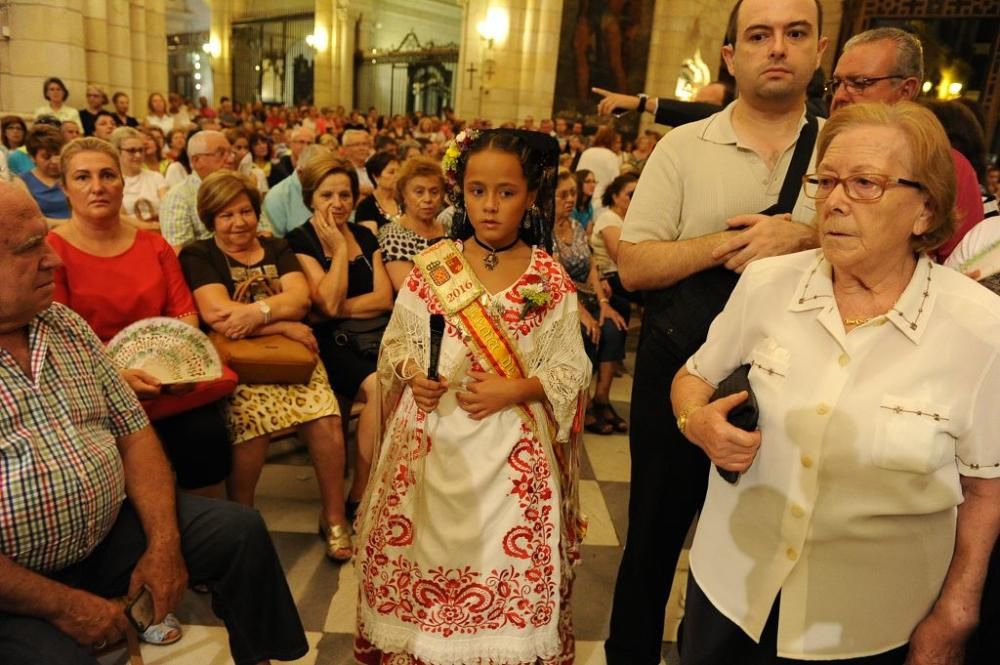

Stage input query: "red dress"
[{"left": 49, "top": 230, "right": 197, "bottom": 343}]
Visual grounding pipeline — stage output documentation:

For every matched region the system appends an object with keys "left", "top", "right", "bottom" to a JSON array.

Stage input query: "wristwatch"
[
  {"left": 257, "top": 300, "right": 272, "bottom": 325},
  {"left": 637, "top": 94, "right": 648, "bottom": 114}
]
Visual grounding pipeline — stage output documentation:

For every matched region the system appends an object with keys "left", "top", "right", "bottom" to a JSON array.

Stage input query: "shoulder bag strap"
[{"left": 762, "top": 113, "right": 818, "bottom": 216}]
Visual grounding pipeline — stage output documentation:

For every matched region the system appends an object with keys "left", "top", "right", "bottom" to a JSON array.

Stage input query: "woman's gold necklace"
[{"left": 843, "top": 315, "right": 875, "bottom": 326}]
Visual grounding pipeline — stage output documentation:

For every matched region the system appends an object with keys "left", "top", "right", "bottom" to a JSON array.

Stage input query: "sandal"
[
  {"left": 595, "top": 400, "right": 628, "bottom": 433},
  {"left": 140, "top": 612, "right": 182, "bottom": 646},
  {"left": 584, "top": 407, "right": 614, "bottom": 435},
  {"left": 319, "top": 520, "right": 353, "bottom": 562},
  {"left": 345, "top": 499, "right": 361, "bottom": 523}
]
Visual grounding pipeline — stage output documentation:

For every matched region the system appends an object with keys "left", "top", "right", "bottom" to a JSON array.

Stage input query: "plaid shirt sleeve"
[
  {"left": 58, "top": 305, "right": 149, "bottom": 438},
  {"left": 160, "top": 181, "right": 198, "bottom": 248}
]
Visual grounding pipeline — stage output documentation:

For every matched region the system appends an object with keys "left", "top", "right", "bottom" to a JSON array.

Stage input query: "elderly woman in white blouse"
[{"left": 671, "top": 102, "right": 1000, "bottom": 665}]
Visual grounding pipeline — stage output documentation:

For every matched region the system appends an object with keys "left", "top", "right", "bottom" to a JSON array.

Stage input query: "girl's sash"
[
  {"left": 413, "top": 239, "right": 556, "bottom": 435},
  {"left": 413, "top": 239, "right": 586, "bottom": 552}
]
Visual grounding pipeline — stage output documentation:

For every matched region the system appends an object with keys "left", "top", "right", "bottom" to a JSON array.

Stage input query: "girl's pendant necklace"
[{"left": 473, "top": 233, "right": 519, "bottom": 270}]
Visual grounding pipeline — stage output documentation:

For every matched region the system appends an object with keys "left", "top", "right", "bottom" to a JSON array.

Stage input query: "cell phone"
[{"left": 124, "top": 585, "right": 155, "bottom": 633}]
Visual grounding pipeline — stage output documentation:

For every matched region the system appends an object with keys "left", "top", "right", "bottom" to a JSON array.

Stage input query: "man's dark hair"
[
  {"left": 220, "top": 96, "right": 230, "bottom": 104},
  {"left": 112, "top": 91, "right": 128, "bottom": 104},
  {"left": 725, "top": 0, "right": 824, "bottom": 45}
]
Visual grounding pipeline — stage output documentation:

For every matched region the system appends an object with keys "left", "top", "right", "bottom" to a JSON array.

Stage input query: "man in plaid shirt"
[{"left": 0, "top": 184, "right": 308, "bottom": 664}]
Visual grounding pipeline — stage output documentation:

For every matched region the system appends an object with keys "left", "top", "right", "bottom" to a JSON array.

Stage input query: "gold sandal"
[{"left": 319, "top": 520, "right": 353, "bottom": 562}]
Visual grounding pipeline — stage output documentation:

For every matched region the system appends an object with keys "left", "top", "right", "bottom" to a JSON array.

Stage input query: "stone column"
[
  {"left": 129, "top": 0, "right": 149, "bottom": 107},
  {"left": 336, "top": 5, "right": 358, "bottom": 108},
  {"left": 107, "top": 0, "right": 134, "bottom": 104},
  {"left": 313, "top": 0, "right": 337, "bottom": 107},
  {"left": 209, "top": 0, "right": 234, "bottom": 103},
  {"left": 0, "top": 0, "right": 87, "bottom": 117},
  {"left": 517, "top": 0, "right": 562, "bottom": 121},
  {"left": 82, "top": 0, "right": 111, "bottom": 95},
  {"left": 454, "top": 0, "right": 562, "bottom": 125},
  {"left": 643, "top": 0, "right": 730, "bottom": 119},
  {"left": 145, "top": 0, "right": 169, "bottom": 98}
]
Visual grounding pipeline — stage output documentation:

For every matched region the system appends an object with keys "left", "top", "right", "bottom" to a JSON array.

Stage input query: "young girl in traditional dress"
[{"left": 354, "top": 130, "right": 591, "bottom": 664}]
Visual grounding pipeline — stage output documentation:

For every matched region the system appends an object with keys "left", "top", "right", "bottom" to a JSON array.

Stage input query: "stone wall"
[
  {"left": 455, "top": 0, "right": 563, "bottom": 125},
  {"left": 0, "top": 0, "right": 169, "bottom": 118}
]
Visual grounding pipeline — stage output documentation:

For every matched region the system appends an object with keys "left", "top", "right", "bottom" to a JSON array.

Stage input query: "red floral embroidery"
[{"left": 360, "top": 421, "right": 558, "bottom": 639}]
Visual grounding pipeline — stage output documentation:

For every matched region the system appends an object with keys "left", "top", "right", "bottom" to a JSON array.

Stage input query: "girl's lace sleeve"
[
  {"left": 533, "top": 290, "right": 592, "bottom": 442},
  {"left": 377, "top": 278, "right": 430, "bottom": 398}
]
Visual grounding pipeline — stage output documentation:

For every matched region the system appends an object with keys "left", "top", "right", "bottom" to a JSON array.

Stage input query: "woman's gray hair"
[
  {"left": 109, "top": 126, "right": 143, "bottom": 150},
  {"left": 843, "top": 28, "right": 924, "bottom": 82}
]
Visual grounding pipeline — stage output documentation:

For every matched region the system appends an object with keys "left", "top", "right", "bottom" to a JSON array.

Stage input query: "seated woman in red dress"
[{"left": 47, "top": 138, "right": 233, "bottom": 645}]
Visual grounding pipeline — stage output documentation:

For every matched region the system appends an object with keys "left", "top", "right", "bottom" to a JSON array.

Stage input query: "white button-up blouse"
[{"left": 686, "top": 249, "right": 1000, "bottom": 659}]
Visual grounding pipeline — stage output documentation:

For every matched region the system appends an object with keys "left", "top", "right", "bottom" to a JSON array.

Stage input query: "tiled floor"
[{"left": 106, "top": 360, "right": 686, "bottom": 665}]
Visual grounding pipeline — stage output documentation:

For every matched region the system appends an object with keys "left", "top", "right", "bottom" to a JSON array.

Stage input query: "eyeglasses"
[
  {"left": 120, "top": 147, "right": 145, "bottom": 155},
  {"left": 802, "top": 173, "right": 923, "bottom": 202},
  {"left": 823, "top": 75, "right": 905, "bottom": 95}
]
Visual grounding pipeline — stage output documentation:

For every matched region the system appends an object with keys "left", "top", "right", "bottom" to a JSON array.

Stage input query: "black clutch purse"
[{"left": 710, "top": 364, "right": 759, "bottom": 484}]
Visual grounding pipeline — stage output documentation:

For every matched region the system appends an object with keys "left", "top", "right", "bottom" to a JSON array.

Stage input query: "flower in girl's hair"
[{"left": 441, "top": 129, "right": 481, "bottom": 198}]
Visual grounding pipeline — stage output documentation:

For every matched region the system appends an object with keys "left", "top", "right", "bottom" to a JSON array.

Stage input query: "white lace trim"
[{"left": 358, "top": 615, "right": 561, "bottom": 665}]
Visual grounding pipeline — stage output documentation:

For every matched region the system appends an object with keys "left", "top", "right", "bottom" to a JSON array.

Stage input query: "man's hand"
[
  {"left": 120, "top": 368, "right": 162, "bottom": 400},
  {"left": 49, "top": 588, "right": 129, "bottom": 649},
  {"left": 456, "top": 371, "right": 523, "bottom": 420},
  {"left": 128, "top": 543, "right": 188, "bottom": 626},
  {"left": 711, "top": 213, "right": 816, "bottom": 273},
  {"left": 683, "top": 391, "right": 762, "bottom": 471},
  {"left": 593, "top": 87, "right": 640, "bottom": 116},
  {"left": 905, "top": 606, "right": 975, "bottom": 665}
]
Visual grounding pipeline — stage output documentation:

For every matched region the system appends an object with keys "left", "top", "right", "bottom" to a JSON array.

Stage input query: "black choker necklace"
[{"left": 473, "top": 234, "right": 520, "bottom": 270}]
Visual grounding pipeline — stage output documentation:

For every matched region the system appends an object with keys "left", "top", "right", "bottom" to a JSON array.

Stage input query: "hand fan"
[{"left": 107, "top": 317, "right": 223, "bottom": 384}]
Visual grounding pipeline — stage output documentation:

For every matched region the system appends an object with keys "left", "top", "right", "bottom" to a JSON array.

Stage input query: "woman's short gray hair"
[
  {"left": 109, "top": 126, "right": 143, "bottom": 151},
  {"left": 843, "top": 28, "right": 924, "bottom": 82}
]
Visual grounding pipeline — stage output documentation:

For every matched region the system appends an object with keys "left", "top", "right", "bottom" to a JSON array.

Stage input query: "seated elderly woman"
[
  {"left": 377, "top": 155, "right": 446, "bottom": 291},
  {"left": 670, "top": 102, "right": 1000, "bottom": 665},
  {"left": 14, "top": 124, "right": 68, "bottom": 224},
  {"left": 286, "top": 154, "right": 393, "bottom": 519},
  {"left": 179, "top": 170, "right": 354, "bottom": 561},
  {"left": 47, "top": 137, "right": 232, "bottom": 646},
  {"left": 110, "top": 126, "right": 167, "bottom": 229},
  {"left": 552, "top": 167, "right": 628, "bottom": 434}
]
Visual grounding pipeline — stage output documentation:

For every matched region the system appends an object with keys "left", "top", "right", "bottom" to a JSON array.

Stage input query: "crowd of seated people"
[{"left": 2, "top": 45, "right": 998, "bottom": 663}]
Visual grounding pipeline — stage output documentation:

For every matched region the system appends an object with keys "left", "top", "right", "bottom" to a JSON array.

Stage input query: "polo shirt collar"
[
  {"left": 788, "top": 252, "right": 936, "bottom": 344},
  {"left": 700, "top": 101, "right": 809, "bottom": 148}
]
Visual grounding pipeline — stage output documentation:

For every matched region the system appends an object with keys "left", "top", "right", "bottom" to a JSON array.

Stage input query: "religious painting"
[{"left": 553, "top": 0, "right": 656, "bottom": 116}]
